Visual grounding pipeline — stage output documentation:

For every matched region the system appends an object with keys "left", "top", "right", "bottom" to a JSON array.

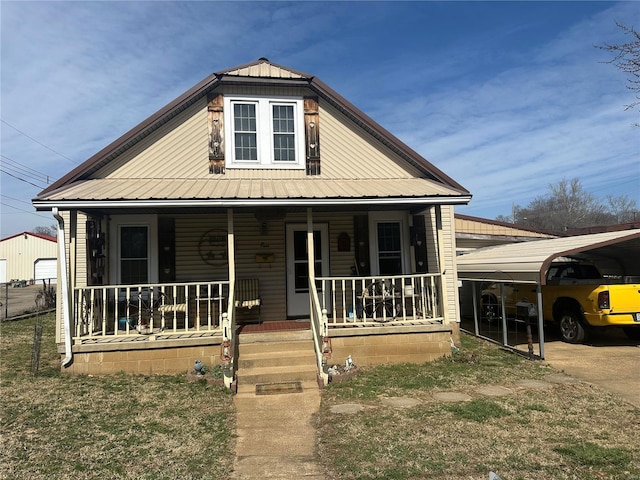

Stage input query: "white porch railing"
[
  {"left": 317, "top": 273, "right": 443, "bottom": 326},
  {"left": 73, "top": 281, "right": 229, "bottom": 340},
  {"left": 309, "top": 280, "right": 329, "bottom": 385}
]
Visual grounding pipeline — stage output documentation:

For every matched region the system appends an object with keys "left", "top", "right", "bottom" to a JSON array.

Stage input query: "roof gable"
[{"left": 36, "top": 59, "right": 470, "bottom": 203}]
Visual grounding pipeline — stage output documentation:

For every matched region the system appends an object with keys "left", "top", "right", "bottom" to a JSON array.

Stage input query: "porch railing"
[
  {"left": 317, "top": 273, "right": 443, "bottom": 326},
  {"left": 73, "top": 281, "right": 229, "bottom": 339},
  {"left": 309, "top": 280, "right": 329, "bottom": 385}
]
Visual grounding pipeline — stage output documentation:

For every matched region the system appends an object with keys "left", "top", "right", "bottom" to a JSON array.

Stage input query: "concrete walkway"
[{"left": 231, "top": 382, "right": 325, "bottom": 479}]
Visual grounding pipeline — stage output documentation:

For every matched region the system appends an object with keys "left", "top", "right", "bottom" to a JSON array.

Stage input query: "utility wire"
[
  {"left": 0, "top": 169, "right": 47, "bottom": 189},
  {"left": 1, "top": 157, "right": 51, "bottom": 185},
  {"left": 1, "top": 154, "right": 53, "bottom": 183},
  {"left": 1, "top": 194, "right": 33, "bottom": 205},
  {"left": 1, "top": 119, "right": 78, "bottom": 165},
  {"left": 1, "top": 202, "right": 50, "bottom": 218}
]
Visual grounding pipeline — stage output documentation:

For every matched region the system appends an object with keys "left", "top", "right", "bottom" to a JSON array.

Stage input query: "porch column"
[
  {"left": 69, "top": 211, "right": 77, "bottom": 291},
  {"left": 227, "top": 208, "right": 236, "bottom": 290},
  {"left": 435, "top": 205, "right": 450, "bottom": 324},
  {"left": 306, "top": 208, "right": 315, "bottom": 282}
]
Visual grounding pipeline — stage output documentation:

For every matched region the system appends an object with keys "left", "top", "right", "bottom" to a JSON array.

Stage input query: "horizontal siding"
[
  {"left": 319, "top": 102, "right": 423, "bottom": 179},
  {"left": 0, "top": 234, "right": 57, "bottom": 281},
  {"left": 93, "top": 99, "right": 209, "bottom": 180}
]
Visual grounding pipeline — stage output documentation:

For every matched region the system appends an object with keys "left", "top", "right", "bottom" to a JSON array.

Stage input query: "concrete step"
[
  {"left": 237, "top": 338, "right": 315, "bottom": 355},
  {"left": 238, "top": 349, "right": 317, "bottom": 369},
  {"left": 237, "top": 364, "right": 318, "bottom": 387}
]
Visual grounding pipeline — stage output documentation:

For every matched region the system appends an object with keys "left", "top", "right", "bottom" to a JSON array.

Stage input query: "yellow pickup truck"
[{"left": 481, "top": 261, "right": 640, "bottom": 343}]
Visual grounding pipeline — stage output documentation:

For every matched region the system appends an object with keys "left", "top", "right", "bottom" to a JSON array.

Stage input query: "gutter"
[
  {"left": 53, "top": 207, "right": 73, "bottom": 367},
  {"left": 33, "top": 195, "right": 473, "bottom": 210}
]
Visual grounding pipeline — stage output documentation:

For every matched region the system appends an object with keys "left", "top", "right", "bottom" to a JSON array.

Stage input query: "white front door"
[{"left": 286, "top": 223, "right": 329, "bottom": 317}]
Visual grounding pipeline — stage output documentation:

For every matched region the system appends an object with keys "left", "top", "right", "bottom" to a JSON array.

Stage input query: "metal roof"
[
  {"left": 33, "top": 177, "right": 469, "bottom": 208},
  {"left": 36, "top": 59, "right": 470, "bottom": 203},
  {"left": 456, "top": 229, "right": 640, "bottom": 284}
]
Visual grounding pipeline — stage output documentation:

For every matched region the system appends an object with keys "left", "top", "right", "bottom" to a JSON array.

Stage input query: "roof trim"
[
  {"left": 37, "top": 59, "right": 470, "bottom": 200},
  {"left": 1, "top": 231, "right": 57, "bottom": 243},
  {"left": 33, "top": 195, "right": 472, "bottom": 211}
]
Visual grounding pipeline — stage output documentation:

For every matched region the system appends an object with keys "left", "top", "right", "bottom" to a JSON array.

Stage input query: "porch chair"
[{"left": 235, "top": 278, "right": 262, "bottom": 323}]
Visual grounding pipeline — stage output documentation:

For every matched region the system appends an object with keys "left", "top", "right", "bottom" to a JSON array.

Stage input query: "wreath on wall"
[{"left": 198, "top": 230, "right": 227, "bottom": 266}]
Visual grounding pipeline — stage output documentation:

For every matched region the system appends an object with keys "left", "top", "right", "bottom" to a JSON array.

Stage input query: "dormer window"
[{"left": 224, "top": 95, "right": 305, "bottom": 169}]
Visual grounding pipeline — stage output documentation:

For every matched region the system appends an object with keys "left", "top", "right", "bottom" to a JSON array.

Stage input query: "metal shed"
[{"left": 456, "top": 229, "right": 640, "bottom": 358}]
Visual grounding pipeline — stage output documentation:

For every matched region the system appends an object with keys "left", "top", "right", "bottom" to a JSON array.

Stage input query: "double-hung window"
[{"left": 225, "top": 96, "right": 305, "bottom": 169}]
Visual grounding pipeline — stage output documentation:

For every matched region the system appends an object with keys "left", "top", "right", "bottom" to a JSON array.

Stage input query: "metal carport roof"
[{"left": 456, "top": 229, "right": 640, "bottom": 284}]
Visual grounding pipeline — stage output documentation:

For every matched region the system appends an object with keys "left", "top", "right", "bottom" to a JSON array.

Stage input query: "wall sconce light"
[{"left": 261, "top": 222, "right": 268, "bottom": 236}]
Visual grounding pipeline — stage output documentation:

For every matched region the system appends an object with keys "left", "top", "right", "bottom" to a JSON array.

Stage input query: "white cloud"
[{"left": 1, "top": 1, "right": 638, "bottom": 236}]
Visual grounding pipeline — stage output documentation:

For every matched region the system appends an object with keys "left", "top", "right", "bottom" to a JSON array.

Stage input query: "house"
[
  {"left": 0, "top": 232, "right": 57, "bottom": 285},
  {"left": 33, "top": 59, "right": 471, "bottom": 387},
  {"left": 455, "top": 213, "right": 557, "bottom": 255}
]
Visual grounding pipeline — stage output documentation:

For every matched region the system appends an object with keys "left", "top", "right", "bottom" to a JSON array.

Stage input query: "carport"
[{"left": 456, "top": 229, "right": 640, "bottom": 358}]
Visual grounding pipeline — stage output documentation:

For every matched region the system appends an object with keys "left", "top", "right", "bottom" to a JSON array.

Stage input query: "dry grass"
[
  {"left": 318, "top": 335, "right": 640, "bottom": 480},
  {"left": 0, "top": 314, "right": 235, "bottom": 480}
]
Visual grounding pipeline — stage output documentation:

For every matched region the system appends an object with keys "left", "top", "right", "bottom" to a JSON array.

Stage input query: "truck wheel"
[
  {"left": 558, "top": 310, "right": 586, "bottom": 344},
  {"left": 622, "top": 327, "right": 640, "bottom": 340}
]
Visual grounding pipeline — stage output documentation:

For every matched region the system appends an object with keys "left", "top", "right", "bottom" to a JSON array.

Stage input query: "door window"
[{"left": 120, "top": 226, "right": 148, "bottom": 284}]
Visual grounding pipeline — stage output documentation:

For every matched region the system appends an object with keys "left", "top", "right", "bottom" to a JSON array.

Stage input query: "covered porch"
[{"left": 53, "top": 203, "right": 457, "bottom": 385}]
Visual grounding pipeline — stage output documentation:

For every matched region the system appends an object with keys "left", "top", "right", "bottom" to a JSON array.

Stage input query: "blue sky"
[{"left": 1, "top": 1, "right": 639, "bottom": 238}]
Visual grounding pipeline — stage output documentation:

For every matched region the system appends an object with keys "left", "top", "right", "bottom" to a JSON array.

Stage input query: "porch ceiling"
[{"left": 33, "top": 177, "right": 471, "bottom": 209}]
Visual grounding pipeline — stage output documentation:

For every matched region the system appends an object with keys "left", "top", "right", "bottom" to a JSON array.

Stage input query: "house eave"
[{"left": 33, "top": 195, "right": 472, "bottom": 211}]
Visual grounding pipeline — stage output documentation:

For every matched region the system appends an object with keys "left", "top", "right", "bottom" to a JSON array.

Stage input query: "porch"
[{"left": 64, "top": 271, "right": 451, "bottom": 383}]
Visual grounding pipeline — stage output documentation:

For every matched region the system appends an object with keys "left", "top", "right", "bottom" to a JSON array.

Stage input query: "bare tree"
[
  {"left": 596, "top": 22, "right": 640, "bottom": 124},
  {"left": 606, "top": 194, "right": 638, "bottom": 223},
  {"left": 501, "top": 178, "right": 637, "bottom": 232},
  {"left": 32, "top": 225, "right": 57, "bottom": 237}
]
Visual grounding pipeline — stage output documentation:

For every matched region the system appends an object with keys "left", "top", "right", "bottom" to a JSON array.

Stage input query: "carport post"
[
  {"left": 500, "top": 283, "right": 508, "bottom": 346},
  {"left": 537, "top": 284, "right": 545, "bottom": 359},
  {"left": 471, "top": 281, "right": 480, "bottom": 336}
]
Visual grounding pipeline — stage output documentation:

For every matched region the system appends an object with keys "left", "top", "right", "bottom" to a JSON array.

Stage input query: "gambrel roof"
[{"left": 34, "top": 59, "right": 471, "bottom": 209}]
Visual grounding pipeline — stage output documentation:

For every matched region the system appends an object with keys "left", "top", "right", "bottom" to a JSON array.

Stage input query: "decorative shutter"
[
  {"left": 208, "top": 93, "right": 225, "bottom": 174},
  {"left": 304, "top": 96, "right": 320, "bottom": 175},
  {"left": 353, "top": 215, "right": 370, "bottom": 276},
  {"left": 412, "top": 215, "right": 429, "bottom": 273},
  {"left": 158, "top": 217, "right": 176, "bottom": 283}
]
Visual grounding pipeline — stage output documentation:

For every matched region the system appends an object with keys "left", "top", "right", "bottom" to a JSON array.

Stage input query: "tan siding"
[
  {"left": 74, "top": 213, "right": 88, "bottom": 288},
  {"left": 0, "top": 233, "right": 57, "bottom": 281},
  {"left": 455, "top": 217, "right": 554, "bottom": 238},
  {"left": 93, "top": 99, "right": 209, "bottom": 180},
  {"left": 319, "top": 102, "right": 424, "bottom": 179},
  {"left": 441, "top": 206, "right": 460, "bottom": 323}
]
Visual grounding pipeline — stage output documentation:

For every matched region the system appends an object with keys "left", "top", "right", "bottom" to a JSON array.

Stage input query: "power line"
[
  {"left": 1, "top": 194, "right": 33, "bottom": 205},
  {"left": 1, "top": 119, "right": 78, "bottom": 165},
  {"left": 1, "top": 156, "right": 52, "bottom": 185},
  {"left": 1, "top": 154, "right": 53, "bottom": 183},
  {"left": 1, "top": 202, "right": 50, "bottom": 219},
  {"left": 0, "top": 169, "right": 47, "bottom": 189}
]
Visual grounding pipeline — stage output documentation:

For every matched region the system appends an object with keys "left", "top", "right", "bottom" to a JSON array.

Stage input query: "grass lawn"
[
  {"left": 0, "top": 314, "right": 235, "bottom": 480},
  {"left": 317, "top": 335, "right": 640, "bottom": 480}
]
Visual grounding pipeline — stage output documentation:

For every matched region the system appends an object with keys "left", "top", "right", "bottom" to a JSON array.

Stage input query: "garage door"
[
  {"left": 34, "top": 258, "right": 57, "bottom": 283},
  {"left": 0, "top": 259, "right": 6, "bottom": 284}
]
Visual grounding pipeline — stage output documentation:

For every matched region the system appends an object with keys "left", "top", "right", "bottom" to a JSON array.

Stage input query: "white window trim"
[
  {"left": 109, "top": 214, "right": 158, "bottom": 285},
  {"left": 224, "top": 95, "right": 306, "bottom": 169},
  {"left": 368, "top": 211, "right": 411, "bottom": 276}
]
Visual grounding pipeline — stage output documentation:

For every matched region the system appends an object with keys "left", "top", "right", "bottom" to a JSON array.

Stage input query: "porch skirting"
[
  {"left": 328, "top": 323, "right": 460, "bottom": 366},
  {"left": 60, "top": 337, "right": 225, "bottom": 375}
]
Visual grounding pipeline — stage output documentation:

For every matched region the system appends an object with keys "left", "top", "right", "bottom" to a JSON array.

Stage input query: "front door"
[{"left": 286, "top": 224, "right": 329, "bottom": 317}]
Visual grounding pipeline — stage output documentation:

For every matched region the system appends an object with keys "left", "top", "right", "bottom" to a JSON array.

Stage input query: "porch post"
[
  {"left": 227, "top": 208, "right": 235, "bottom": 289},
  {"left": 306, "top": 208, "right": 315, "bottom": 281},
  {"left": 69, "top": 211, "right": 77, "bottom": 292},
  {"left": 435, "top": 205, "right": 450, "bottom": 324}
]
